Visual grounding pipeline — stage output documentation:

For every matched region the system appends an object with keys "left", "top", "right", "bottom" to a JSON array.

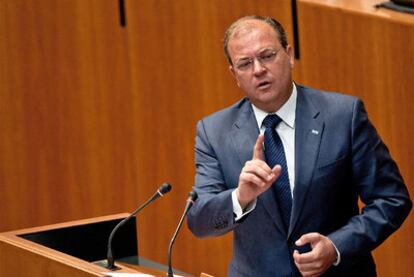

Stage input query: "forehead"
[{"left": 228, "top": 20, "right": 280, "bottom": 56}]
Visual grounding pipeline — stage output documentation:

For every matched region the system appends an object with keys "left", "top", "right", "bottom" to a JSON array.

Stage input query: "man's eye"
[
  {"left": 238, "top": 60, "right": 252, "bottom": 69},
  {"left": 261, "top": 53, "right": 275, "bottom": 61}
]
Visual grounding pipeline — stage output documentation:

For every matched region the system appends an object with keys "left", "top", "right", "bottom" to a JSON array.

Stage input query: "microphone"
[
  {"left": 167, "top": 190, "right": 198, "bottom": 277},
  {"left": 106, "top": 182, "right": 172, "bottom": 270}
]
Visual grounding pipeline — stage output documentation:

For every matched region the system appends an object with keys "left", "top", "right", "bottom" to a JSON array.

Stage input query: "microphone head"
[
  {"left": 188, "top": 190, "right": 198, "bottom": 201},
  {"left": 159, "top": 183, "right": 172, "bottom": 194}
]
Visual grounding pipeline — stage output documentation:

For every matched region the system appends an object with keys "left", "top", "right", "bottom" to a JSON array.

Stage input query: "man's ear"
[
  {"left": 286, "top": 45, "right": 295, "bottom": 69},
  {"left": 229, "top": 65, "right": 236, "bottom": 77},
  {"left": 229, "top": 65, "right": 240, "bottom": 87}
]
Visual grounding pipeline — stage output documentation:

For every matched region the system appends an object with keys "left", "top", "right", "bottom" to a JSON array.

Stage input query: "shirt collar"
[{"left": 252, "top": 83, "right": 297, "bottom": 130}]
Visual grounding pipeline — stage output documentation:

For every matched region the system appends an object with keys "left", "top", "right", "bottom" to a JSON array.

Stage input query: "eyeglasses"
[{"left": 234, "top": 48, "right": 281, "bottom": 72}]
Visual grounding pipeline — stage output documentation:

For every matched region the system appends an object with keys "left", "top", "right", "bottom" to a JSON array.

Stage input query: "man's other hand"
[{"left": 293, "top": 232, "right": 337, "bottom": 277}]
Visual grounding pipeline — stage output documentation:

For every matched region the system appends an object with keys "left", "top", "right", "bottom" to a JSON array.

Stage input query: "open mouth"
[{"left": 257, "top": 81, "right": 271, "bottom": 89}]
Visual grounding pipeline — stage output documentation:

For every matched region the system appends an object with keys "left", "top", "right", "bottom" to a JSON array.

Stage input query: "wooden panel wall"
[
  {"left": 2, "top": 0, "right": 412, "bottom": 276},
  {"left": 0, "top": 0, "right": 135, "bottom": 227},
  {"left": 296, "top": 1, "right": 414, "bottom": 276},
  {"left": 0, "top": 1, "right": 293, "bottom": 276}
]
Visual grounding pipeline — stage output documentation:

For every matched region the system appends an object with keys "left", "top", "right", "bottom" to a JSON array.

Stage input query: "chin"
[{"left": 259, "top": 91, "right": 278, "bottom": 102}]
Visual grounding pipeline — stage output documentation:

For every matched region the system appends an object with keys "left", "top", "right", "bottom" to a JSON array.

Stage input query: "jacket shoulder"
[
  {"left": 297, "top": 84, "right": 359, "bottom": 105},
  {"left": 199, "top": 98, "right": 251, "bottom": 128}
]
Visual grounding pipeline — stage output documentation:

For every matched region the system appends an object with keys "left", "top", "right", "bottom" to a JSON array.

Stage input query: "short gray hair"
[{"left": 223, "top": 15, "right": 288, "bottom": 65}]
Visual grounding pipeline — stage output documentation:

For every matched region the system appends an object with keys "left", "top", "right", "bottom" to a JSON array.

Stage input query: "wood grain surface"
[{"left": 1, "top": 0, "right": 413, "bottom": 276}]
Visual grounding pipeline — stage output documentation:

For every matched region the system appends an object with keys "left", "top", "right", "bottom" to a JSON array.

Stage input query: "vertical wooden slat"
[{"left": 0, "top": 0, "right": 135, "bottom": 229}]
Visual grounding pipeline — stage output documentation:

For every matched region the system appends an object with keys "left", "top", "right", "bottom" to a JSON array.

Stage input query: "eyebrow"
[{"left": 235, "top": 48, "right": 275, "bottom": 61}]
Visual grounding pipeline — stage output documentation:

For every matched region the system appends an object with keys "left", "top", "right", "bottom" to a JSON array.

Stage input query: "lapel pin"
[{"left": 311, "top": 129, "right": 319, "bottom": 135}]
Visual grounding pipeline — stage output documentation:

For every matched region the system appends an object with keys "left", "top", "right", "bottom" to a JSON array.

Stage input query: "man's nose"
[{"left": 252, "top": 58, "right": 266, "bottom": 75}]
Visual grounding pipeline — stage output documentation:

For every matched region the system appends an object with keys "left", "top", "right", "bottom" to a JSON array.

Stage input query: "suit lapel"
[
  {"left": 230, "top": 99, "right": 287, "bottom": 235},
  {"left": 230, "top": 99, "right": 258, "bottom": 166},
  {"left": 288, "top": 87, "right": 324, "bottom": 237}
]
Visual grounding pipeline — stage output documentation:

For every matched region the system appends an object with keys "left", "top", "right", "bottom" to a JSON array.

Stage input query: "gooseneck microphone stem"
[
  {"left": 106, "top": 183, "right": 172, "bottom": 270},
  {"left": 167, "top": 209, "right": 187, "bottom": 276},
  {"left": 168, "top": 191, "right": 198, "bottom": 277}
]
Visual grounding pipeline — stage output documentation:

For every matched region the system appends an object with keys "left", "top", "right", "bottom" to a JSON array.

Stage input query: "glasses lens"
[
  {"left": 236, "top": 59, "right": 252, "bottom": 71},
  {"left": 259, "top": 50, "right": 277, "bottom": 63}
]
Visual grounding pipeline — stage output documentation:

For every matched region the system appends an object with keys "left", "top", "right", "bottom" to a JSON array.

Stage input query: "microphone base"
[
  {"left": 92, "top": 260, "right": 121, "bottom": 271},
  {"left": 106, "top": 264, "right": 121, "bottom": 271}
]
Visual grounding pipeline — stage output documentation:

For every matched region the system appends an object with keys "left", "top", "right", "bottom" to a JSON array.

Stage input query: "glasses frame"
[{"left": 233, "top": 48, "right": 282, "bottom": 72}]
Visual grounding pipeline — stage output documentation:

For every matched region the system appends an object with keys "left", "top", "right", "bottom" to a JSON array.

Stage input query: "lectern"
[{"left": 0, "top": 213, "right": 193, "bottom": 277}]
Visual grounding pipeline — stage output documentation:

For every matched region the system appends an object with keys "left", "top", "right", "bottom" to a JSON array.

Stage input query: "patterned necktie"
[{"left": 263, "top": 114, "right": 292, "bottom": 230}]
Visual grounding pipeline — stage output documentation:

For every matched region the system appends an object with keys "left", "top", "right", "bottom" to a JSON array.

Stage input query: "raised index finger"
[{"left": 253, "top": 134, "right": 265, "bottom": 160}]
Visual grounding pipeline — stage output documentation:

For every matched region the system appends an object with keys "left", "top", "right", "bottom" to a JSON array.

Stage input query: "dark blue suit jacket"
[{"left": 188, "top": 85, "right": 412, "bottom": 276}]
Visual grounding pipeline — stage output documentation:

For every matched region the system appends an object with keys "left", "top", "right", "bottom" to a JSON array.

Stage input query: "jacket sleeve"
[
  {"left": 328, "top": 98, "right": 412, "bottom": 266},
  {"left": 187, "top": 119, "right": 240, "bottom": 237}
]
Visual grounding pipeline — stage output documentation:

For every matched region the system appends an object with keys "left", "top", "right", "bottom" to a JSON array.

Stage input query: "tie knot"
[{"left": 263, "top": 114, "right": 282, "bottom": 129}]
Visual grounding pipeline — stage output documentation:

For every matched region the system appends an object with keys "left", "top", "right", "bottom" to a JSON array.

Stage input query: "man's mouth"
[{"left": 257, "top": 81, "right": 271, "bottom": 89}]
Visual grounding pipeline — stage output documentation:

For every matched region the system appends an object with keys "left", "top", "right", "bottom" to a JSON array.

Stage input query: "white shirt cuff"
[
  {"left": 231, "top": 190, "right": 256, "bottom": 221},
  {"left": 330, "top": 240, "right": 341, "bottom": 266}
]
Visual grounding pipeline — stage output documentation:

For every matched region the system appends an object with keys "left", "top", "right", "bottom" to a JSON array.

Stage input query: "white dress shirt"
[{"left": 232, "top": 84, "right": 297, "bottom": 219}]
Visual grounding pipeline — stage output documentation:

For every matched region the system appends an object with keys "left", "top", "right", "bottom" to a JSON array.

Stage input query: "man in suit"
[{"left": 187, "top": 15, "right": 412, "bottom": 277}]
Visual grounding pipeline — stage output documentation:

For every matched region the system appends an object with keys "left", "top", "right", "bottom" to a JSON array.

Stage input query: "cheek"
[
  {"left": 235, "top": 75, "right": 250, "bottom": 89},
  {"left": 272, "top": 63, "right": 291, "bottom": 81}
]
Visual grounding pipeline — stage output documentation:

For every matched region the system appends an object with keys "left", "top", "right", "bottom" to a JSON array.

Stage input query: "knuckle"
[
  {"left": 246, "top": 175, "right": 254, "bottom": 183},
  {"left": 247, "top": 175, "right": 258, "bottom": 184},
  {"left": 315, "top": 261, "right": 324, "bottom": 271}
]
